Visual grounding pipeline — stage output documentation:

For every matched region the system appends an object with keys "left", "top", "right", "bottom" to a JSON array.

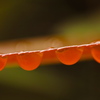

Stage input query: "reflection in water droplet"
[
  {"left": 0, "top": 55, "right": 7, "bottom": 71},
  {"left": 17, "top": 52, "right": 43, "bottom": 71},
  {"left": 91, "top": 45, "right": 100, "bottom": 63},
  {"left": 56, "top": 47, "right": 83, "bottom": 65}
]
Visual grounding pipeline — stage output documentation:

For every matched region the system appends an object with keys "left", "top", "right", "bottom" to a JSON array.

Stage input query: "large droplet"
[
  {"left": 91, "top": 45, "right": 100, "bottom": 63},
  {"left": 17, "top": 52, "right": 43, "bottom": 71},
  {"left": 56, "top": 47, "right": 83, "bottom": 65},
  {"left": 0, "top": 55, "right": 7, "bottom": 71}
]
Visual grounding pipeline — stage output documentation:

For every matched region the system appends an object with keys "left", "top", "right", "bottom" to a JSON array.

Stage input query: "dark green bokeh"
[
  {"left": 0, "top": 0, "right": 99, "bottom": 41},
  {"left": 0, "top": 60, "right": 100, "bottom": 100}
]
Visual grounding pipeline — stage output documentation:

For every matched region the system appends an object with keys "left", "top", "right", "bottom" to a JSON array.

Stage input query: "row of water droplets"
[{"left": 0, "top": 41, "right": 100, "bottom": 71}]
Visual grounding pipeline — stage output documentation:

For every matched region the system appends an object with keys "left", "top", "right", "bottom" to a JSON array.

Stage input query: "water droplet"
[
  {"left": 91, "top": 45, "right": 100, "bottom": 63},
  {"left": 56, "top": 47, "right": 83, "bottom": 65},
  {"left": 41, "top": 49, "right": 58, "bottom": 64},
  {"left": 17, "top": 52, "right": 43, "bottom": 71},
  {"left": 0, "top": 55, "right": 7, "bottom": 71},
  {"left": 7, "top": 54, "right": 18, "bottom": 65}
]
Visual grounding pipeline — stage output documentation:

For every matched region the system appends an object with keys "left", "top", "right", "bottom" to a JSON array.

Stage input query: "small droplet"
[
  {"left": 91, "top": 45, "right": 100, "bottom": 63},
  {"left": 0, "top": 55, "right": 7, "bottom": 71},
  {"left": 17, "top": 52, "right": 43, "bottom": 71},
  {"left": 56, "top": 47, "right": 83, "bottom": 65},
  {"left": 41, "top": 49, "right": 58, "bottom": 64}
]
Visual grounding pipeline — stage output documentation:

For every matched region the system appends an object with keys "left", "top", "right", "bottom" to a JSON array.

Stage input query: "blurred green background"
[{"left": 0, "top": 0, "right": 100, "bottom": 100}]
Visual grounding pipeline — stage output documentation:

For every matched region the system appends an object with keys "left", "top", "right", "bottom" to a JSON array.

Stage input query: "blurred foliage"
[
  {"left": 0, "top": 0, "right": 100, "bottom": 41},
  {"left": 0, "top": 61, "right": 100, "bottom": 100},
  {"left": 57, "top": 14, "right": 100, "bottom": 45}
]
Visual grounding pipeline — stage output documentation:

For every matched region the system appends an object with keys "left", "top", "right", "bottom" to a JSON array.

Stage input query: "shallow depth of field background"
[{"left": 0, "top": 0, "right": 100, "bottom": 100}]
